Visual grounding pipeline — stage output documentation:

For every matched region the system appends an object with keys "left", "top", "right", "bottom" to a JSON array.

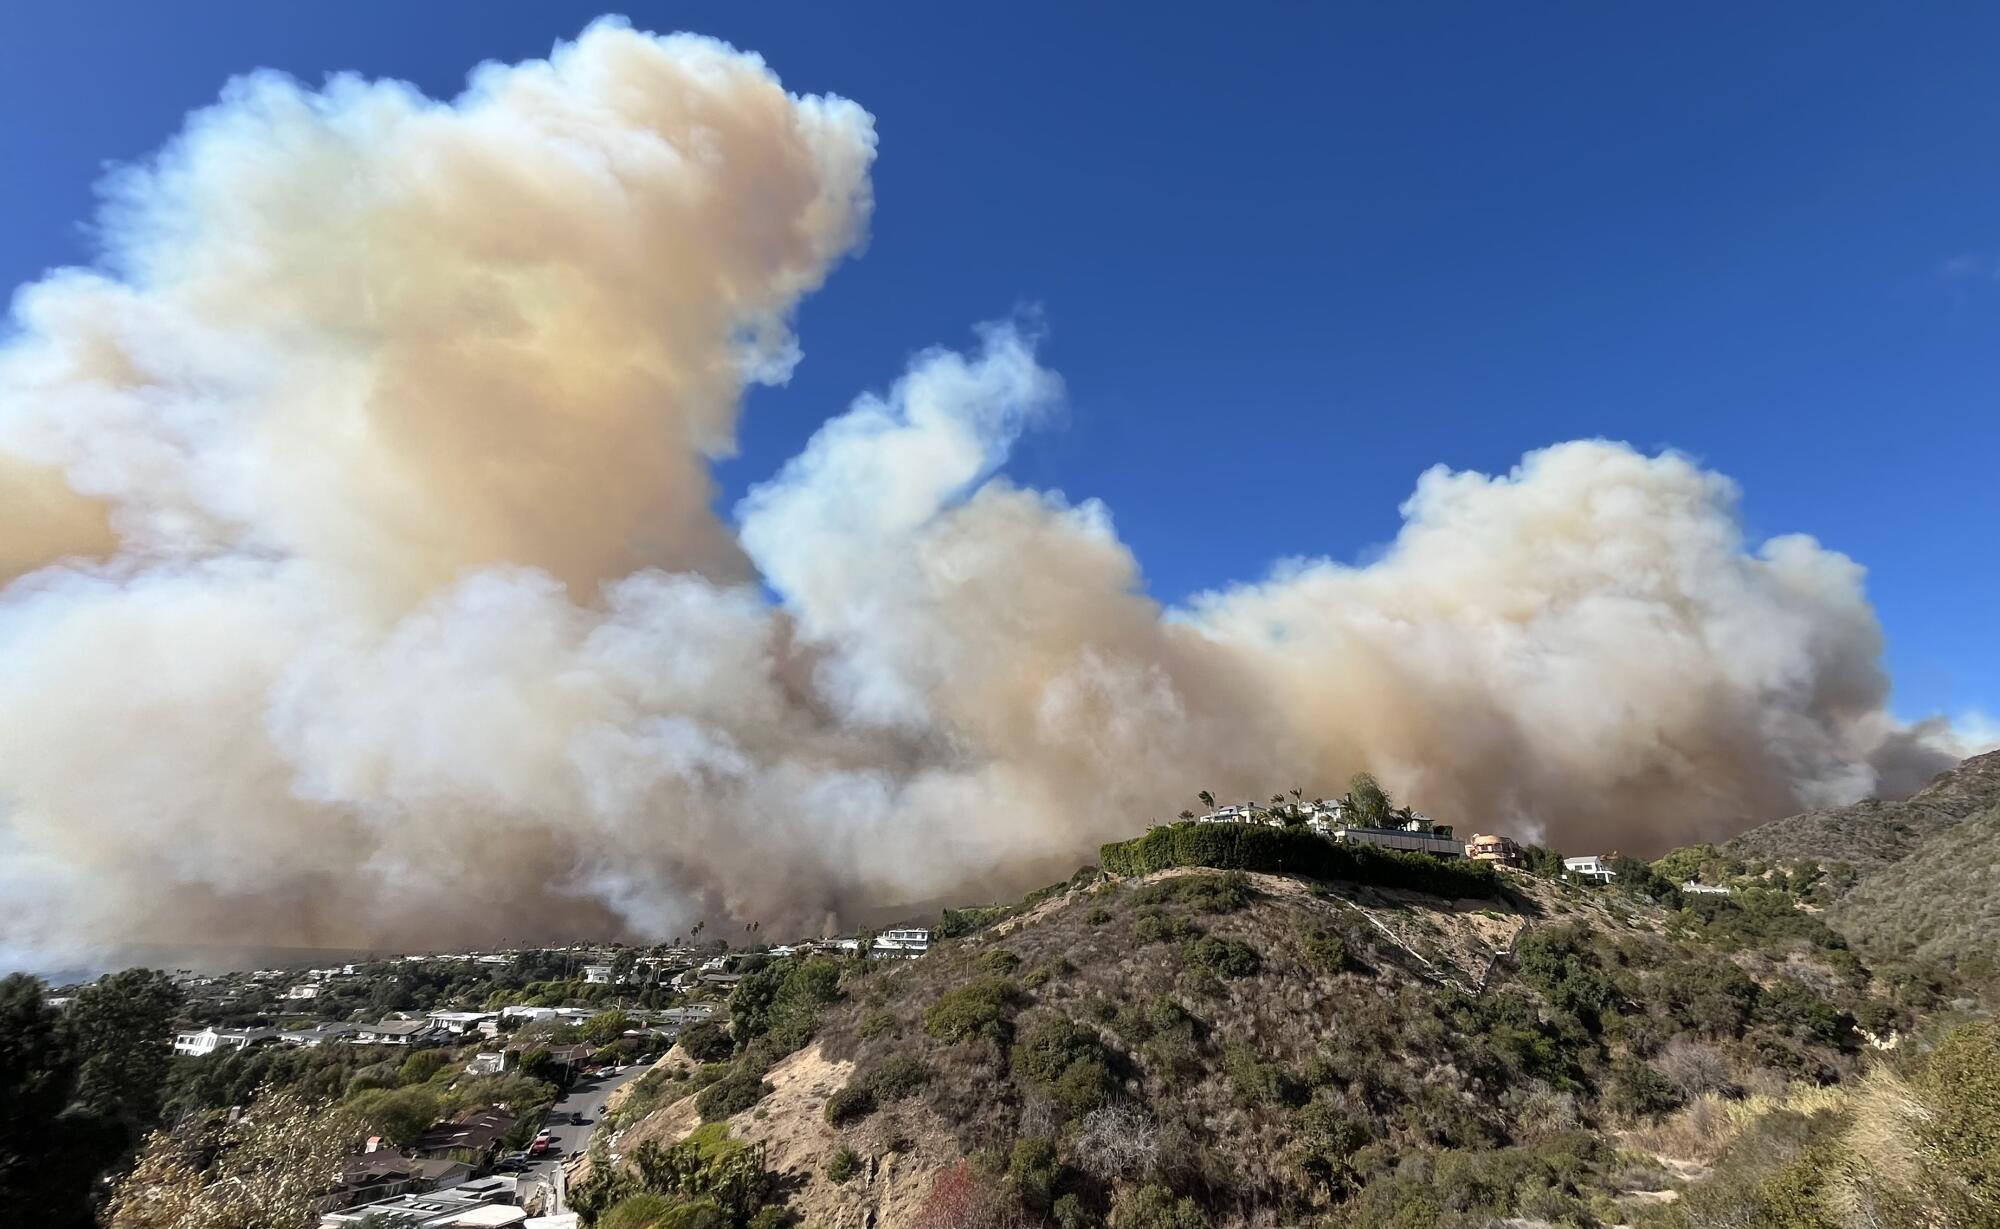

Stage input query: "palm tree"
[
  {"left": 1178, "top": 809, "right": 1196, "bottom": 821},
  {"left": 1197, "top": 790, "right": 1216, "bottom": 811}
]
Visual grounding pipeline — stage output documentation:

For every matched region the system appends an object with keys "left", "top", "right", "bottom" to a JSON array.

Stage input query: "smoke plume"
[{"left": 0, "top": 21, "right": 1975, "bottom": 958}]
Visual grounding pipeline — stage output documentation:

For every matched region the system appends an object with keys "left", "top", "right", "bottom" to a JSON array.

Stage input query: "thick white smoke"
[{"left": 0, "top": 21, "right": 1974, "bottom": 959}]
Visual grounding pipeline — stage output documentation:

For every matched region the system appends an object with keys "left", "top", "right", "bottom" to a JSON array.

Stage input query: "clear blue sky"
[{"left": 3, "top": 3, "right": 1995, "bottom": 722}]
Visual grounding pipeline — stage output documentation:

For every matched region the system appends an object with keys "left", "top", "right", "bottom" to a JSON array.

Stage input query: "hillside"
[
  {"left": 1723, "top": 749, "right": 2000, "bottom": 875},
  {"left": 1823, "top": 800, "right": 2000, "bottom": 967},
  {"left": 1718, "top": 750, "right": 2000, "bottom": 967},
  {"left": 572, "top": 836, "right": 1966, "bottom": 1229}
]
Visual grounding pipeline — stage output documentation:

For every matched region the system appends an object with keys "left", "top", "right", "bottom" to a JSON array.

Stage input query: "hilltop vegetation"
[{"left": 576, "top": 814, "right": 1998, "bottom": 1229}]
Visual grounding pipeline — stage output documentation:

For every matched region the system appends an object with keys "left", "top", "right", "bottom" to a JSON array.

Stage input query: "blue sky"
[{"left": 2, "top": 3, "right": 1994, "bottom": 722}]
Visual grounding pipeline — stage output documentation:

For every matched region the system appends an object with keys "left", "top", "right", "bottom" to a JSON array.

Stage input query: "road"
[{"left": 519, "top": 1065, "right": 647, "bottom": 1213}]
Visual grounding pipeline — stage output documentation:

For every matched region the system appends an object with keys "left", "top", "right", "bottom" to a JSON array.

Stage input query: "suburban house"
[
  {"left": 1465, "top": 833, "right": 1525, "bottom": 867},
  {"left": 353, "top": 1019, "right": 441, "bottom": 1046},
  {"left": 582, "top": 964, "right": 615, "bottom": 984},
  {"left": 286, "top": 983, "right": 322, "bottom": 1000},
  {"left": 870, "top": 927, "right": 933, "bottom": 959},
  {"left": 172, "top": 1026, "right": 279, "bottom": 1058},
  {"left": 1680, "top": 881, "right": 1733, "bottom": 896},
  {"left": 1329, "top": 817, "right": 1463, "bottom": 858},
  {"left": 409, "top": 1107, "right": 517, "bottom": 1167},
  {"left": 651, "top": 1004, "right": 717, "bottom": 1026},
  {"left": 426, "top": 1010, "right": 499, "bottom": 1037},
  {"left": 320, "top": 1185, "right": 520, "bottom": 1227},
  {"left": 280, "top": 1022, "right": 358, "bottom": 1047},
  {"left": 1564, "top": 855, "right": 1617, "bottom": 882},
  {"left": 465, "top": 1051, "right": 509, "bottom": 1076},
  {"left": 324, "top": 1150, "right": 473, "bottom": 1211},
  {"left": 539, "top": 1043, "right": 596, "bottom": 1073}
]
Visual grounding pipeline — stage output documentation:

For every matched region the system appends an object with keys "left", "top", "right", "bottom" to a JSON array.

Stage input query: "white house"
[
  {"left": 582, "top": 965, "right": 614, "bottom": 984},
  {"left": 1564, "top": 855, "right": 1617, "bottom": 882},
  {"left": 1680, "top": 880, "right": 1732, "bottom": 896},
  {"left": 465, "top": 1051, "right": 509, "bottom": 1076},
  {"left": 870, "top": 927, "right": 932, "bottom": 959},
  {"left": 279, "top": 1022, "right": 356, "bottom": 1047},
  {"left": 173, "top": 1026, "right": 278, "bottom": 1058},
  {"left": 286, "top": 983, "right": 321, "bottom": 1000},
  {"left": 353, "top": 1020, "right": 438, "bottom": 1046},
  {"left": 1195, "top": 803, "right": 1271, "bottom": 826},
  {"left": 426, "top": 1010, "right": 498, "bottom": 1037}
]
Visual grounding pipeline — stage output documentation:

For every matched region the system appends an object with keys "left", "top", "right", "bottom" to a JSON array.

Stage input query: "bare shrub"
[
  {"left": 1071, "top": 1103, "right": 1161, "bottom": 1179},
  {"left": 1656, "top": 1035, "right": 1734, "bottom": 1101}
]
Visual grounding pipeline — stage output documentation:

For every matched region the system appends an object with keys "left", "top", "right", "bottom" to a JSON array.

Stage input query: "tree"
[
  {"left": 105, "top": 1086, "right": 357, "bottom": 1229},
  {"left": 1345, "top": 773, "right": 1391, "bottom": 828},
  {"left": 1177, "top": 810, "right": 1195, "bottom": 821},
  {"left": 609, "top": 949, "right": 639, "bottom": 986},
  {"left": 579, "top": 1010, "right": 635, "bottom": 1045},
  {"left": 0, "top": 974, "right": 86, "bottom": 1216},
  {"left": 65, "top": 969, "right": 183, "bottom": 1139},
  {"left": 1196, "top": 791, "right": 1215, "bottom": 812},
  {"left": 341, "top": 1085, "right": 441, "bottom": 1147}
]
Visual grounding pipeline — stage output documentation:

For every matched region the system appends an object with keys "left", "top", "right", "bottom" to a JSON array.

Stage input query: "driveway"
[{"left": 518, "top": 1065, "right": 647, "bottom": 1212}]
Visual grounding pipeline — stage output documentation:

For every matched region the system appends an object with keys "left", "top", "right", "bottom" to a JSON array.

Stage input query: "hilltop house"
[
  {"left": 870, "top": 927, "right": 933, "bottom": 959},
  {"left": 1680, "top": 880, "right": 1732, "bottom": 896},
  {"left": 1465, "top": 833, "right": 1524, "bottom": 867},
  {"left": 1564, "top": 855, "right": 1617, "bottom": 883},
  {"left": 582, "top": 964, "right": 615, "bottom": 984},
  {"left": 286, "top": 983, "right": 322, "bottom": 1000},
  {"left": 1330, "top": 816, "right": 1463, "bottom": 858},
  {"left": 173, "top": 1026, "right": 279, "bottom": 1058}
]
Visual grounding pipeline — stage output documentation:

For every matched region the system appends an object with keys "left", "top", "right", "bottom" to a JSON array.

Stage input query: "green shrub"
[
  {"left": 825, "top": 1146, "right": 859, "bottom": 1183},
  {"left": 1302, "top": 927, "right": 1350, "bottom": 973},
  {"left": 980, "top": 949, "right": 1023, "bottom": 976},
  {"left": 856, "top": 1009, "right": 895, "bottom": 1040},
  {"left": 922, "top": 977, "right": 1019, "bottom": 1044},
  {"left": 824, "top": 1084, "right": 875, "bottom": 1126},
  {"left": 1053, "top": 1192, "right": 1099, "bottom": 1229},
  {"left": 1133, "top": 910, "right": 1198, "bottom": 945},
  {"left": 1013, "top": 1017, "right": 1117, "bottom": 1119},
  {"left": 1603, "top": 1057, "right": 1683, "bottom": 1120},
  {"left": 866, "top": 1055, "right": 931, "bottom": 1102},
  {"left": 1131, "top": 871, "right": 1252, "bottom": 913},
  {"left": 938, "top": 904, "right": 1017, "bottom": 939},
  {"left": 1291, "top": 1099, "right": 1372, "bottom": 1196},
  {"left": 1182, "top": 935, "right": 1260, "bottom": 978},
  {"left": 728, "top": 957, "right": 843, "bottom": 1055},
  {"left": 695, "top": 1070, "right": 771, "bottom": 1121},
  {"left": 1009, "top": 1135, "right": 1061, "bottom": 1213},
  {"left": 1112, "top": 1183, "right": 1205, "bottom": 1229},
  {"left": 1224, "top": 1044, "right": 1303, "bottom": 1107},
  {"left": 677, "top": 1021, "right": 734, "bottom": 1063},
  {"left": 1100, "top": 822, "right": 1499, "bottom": 899},
  {"left": 1087, "top": 907, "right": 1114, "bottom": 925}
]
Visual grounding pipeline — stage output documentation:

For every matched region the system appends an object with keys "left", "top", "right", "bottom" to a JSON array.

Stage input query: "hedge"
[{"left": 1100, "top": 822, "right": 1499, "bottom": 899}]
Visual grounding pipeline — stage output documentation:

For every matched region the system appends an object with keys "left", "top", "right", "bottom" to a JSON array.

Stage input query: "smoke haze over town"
[{"left": 0, "top": 20, "right": 1987, "bottom": 968}]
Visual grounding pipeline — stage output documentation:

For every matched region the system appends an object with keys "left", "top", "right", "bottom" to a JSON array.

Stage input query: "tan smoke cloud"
[{"left": 0, "top": 21, "right": 1975, "bottom": 962}]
